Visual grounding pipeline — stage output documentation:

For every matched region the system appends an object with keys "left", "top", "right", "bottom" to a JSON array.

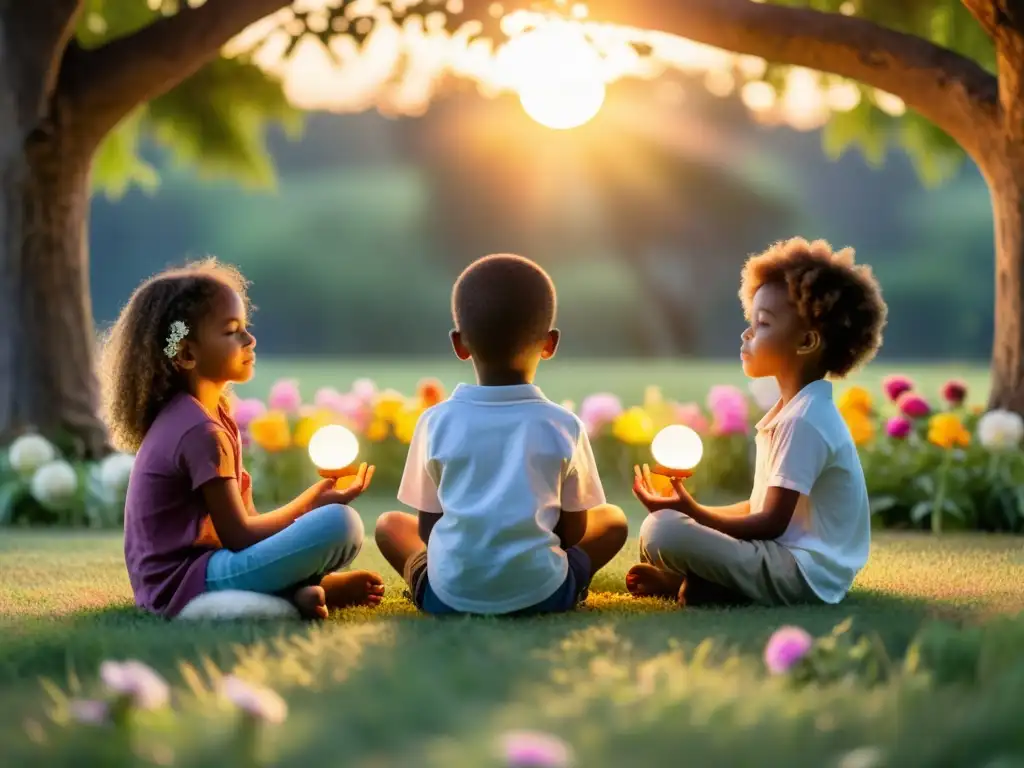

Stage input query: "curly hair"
[
  {"left": 99, "top": 258, "right": 251, "bottom": 453},
  {"left": 739, "top": 237, "right": 887, "bottom": 378},
  {"left": 452, "top": 254, "right": 556, "bottom": 365}
]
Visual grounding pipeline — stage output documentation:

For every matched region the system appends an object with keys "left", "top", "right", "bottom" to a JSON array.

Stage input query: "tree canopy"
[{"left": 83, "top": 0, "right": 997, "bottom": 198}]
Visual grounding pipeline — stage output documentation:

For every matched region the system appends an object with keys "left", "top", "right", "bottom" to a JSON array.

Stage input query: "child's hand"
[
  {"left": 309, "top": 463, "right": 376, "bottom": 509},
  {"left": 632, "top": 464, "right": 694, "bottom": 514}
]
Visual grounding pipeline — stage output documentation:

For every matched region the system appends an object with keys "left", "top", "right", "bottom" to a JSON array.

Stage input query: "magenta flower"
[
  {"left": 267, "top": 379, "right": 302, "bottom": 413},
  {"left": 675, "top": 402, "right": 710, "bottom": 434},
  {"left": 885, "top": 416, "right": 912, "bottom": 439},
  {"left": 897, "top": 391, "right": 931, "bottom": 419},
  {"left": 580, "top": 393, "right": 623, "bottom": 437},
  {"left": 232, "top": 398, "right": 266, "bottom": 430},
  {"left": 712, "top": 408, "right": 749, "bottom": 436},
  {"left": 940, "top": 379, "right": 968, "bottom": 407},
  {"left": 501, "top": 731, "right": 572, "bottom": 767},
  {"left": 707, "top": 385, "right": 748, "bottom": 416},
  {"left": 882, "top": 375, "right": 914, "bottom": 402},
  {"left": 764, "top": 626, "right": 814, "bottom": 675}
]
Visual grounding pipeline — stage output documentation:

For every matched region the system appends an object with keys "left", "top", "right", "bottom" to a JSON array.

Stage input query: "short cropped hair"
[
  {"left": 452, "top": 254, "right": 556, "bottom": 365},
  {"left": 739, "top": 237, "right": 887, "bottom": 377}
]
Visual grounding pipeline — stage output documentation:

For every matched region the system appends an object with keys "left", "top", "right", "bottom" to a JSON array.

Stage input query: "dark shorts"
[{"left": 403, "top": 547, "right": 593, "bottom": 616}]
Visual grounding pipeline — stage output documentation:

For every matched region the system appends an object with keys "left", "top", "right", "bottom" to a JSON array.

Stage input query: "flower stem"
[{"left": 932, "top": 448, "right": 954, "bottom": 535}]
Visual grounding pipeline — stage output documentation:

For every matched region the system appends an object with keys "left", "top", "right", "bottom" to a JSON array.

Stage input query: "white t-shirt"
[
  {"left": 397, "top": 383, "right": 606, "bottom": 614},
  {"left": 751, "top": 379, "right": 870, "bottom": 604}
]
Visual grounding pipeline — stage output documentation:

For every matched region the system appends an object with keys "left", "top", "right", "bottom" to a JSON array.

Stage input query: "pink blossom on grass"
[
  {"left": 885, "top": 416, "right": 912, "bottom": 439},
  {"left": 674, "top": 403, "right": 710, "bottom": 434},
  {"left": 267, "top": 379, "right": 302, "bottom": 413},
  {"left": 763, "top": 626, "right": 814, "bottom": 675},
  {"left": 232, "top": 398, "right": 266, "bottom": 430},
  {"left": 941, "top": 379, "right": 968, "bottom": 407},
  {"left": 501, "top": 731, "right": 572, "bottom": 767},
  {"left": 221, "top": 676, "right": 288, "bottom": 724},
  {"left": 99, "top": 660, "right": 169, "bottom": 710},
  {"left": 897, "top": 392, "right": 931, "bottom": 419},
  {"left": 579, "top": 393, "right": 623, "bottom": 437},
  {"left": 882, "top": 375, "right": 914, "bottom": 402}
]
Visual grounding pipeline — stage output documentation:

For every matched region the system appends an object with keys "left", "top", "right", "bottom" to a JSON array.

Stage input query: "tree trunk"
[
  {"left": 987, "top": 159, "right": 1024, "bottom": 413},
  {"left": 0, "top": 112, "right": 109, "bottom": 458}
]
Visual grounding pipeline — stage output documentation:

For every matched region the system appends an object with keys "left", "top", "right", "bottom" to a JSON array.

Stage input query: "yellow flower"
[
  {"left": 837, "top": 386, "right": 873, "bottom": 415},
  {"left": 928, "top": 413, "right": 971, "bottom": 449},
  {"left": 372, "top": 389, "right": 406, "bottom": 423},
  {"left": 613, "top": 407, "right": 655, "bottom": 445},
  {"left": 292, "top": 409, "right": 337, "bottom": 449},
  {"left": 840, "top": 406, "right": 875, "bottom": 446},
  {"left": 393, "top": 404, "right": 424, "bottom": 445},
  {"left": 366, "top": 419, "right": 389, "bottom": 442},
  {"left": 642, "top": 385, "right": 675, "bottom": 431},
  {"left": 248, "top": 411, "right": 291, "bottom": 452}
]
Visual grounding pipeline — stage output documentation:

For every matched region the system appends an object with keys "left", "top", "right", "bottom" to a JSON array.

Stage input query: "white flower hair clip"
[{"left": 164, "top": 320, "right": 189, "bottom": 359}]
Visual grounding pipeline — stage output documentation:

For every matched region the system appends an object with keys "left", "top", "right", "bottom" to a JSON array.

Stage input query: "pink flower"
[
  {"left": 674, "top": 403, "right": 710, "bottom": 434},
  {"left": 763, "top": 626, "right": 814, "bottom": 675},
  {"left": 314, "top": 387, "right": 344, "bottom": 410},
  {"left": 712, "top": 408, "right": 749, "bottom": 436},
  {"left": 221, "top": 676, "right": 288, "bottom": 724},
  {"left": 501, "top": 731, "right": 572, "bottom": 767},
  {"left": 268, "top": 379, "right": 302, "bottom": 414},
  {"left": 941, "top": 379, "right": 968, "bottom": 407},
  {"left": 580, "top": 393, "right": 623, "bottom": 437},
  {"left": 707, "top": 385, "right": 748, "bottom": 417},
  {"left": 882, "top": 375, "right": 914, "bottom": 402},
  {"left": 897, "top": 391, "right": 931, "bottom": 419},
  {"left": 350, "top": 378, "right": 377, "bottom": 403},
  {"left": 232, "top": 398, "right": 266, "bottom": 430},
  {"left": 99, "top": 660, "right": 169, "bottom": 710},
  {"left": 68, "top": 699, "right": 110, "bottom": 726},
  {"left": 885, "top": 416, "right": 912, "bottom": 439}
]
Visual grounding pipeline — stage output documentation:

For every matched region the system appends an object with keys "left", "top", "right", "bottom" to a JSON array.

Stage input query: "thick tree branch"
[
  {"left": 0, "top": 0, "right": 83, "bottom": 131},
  {"left": 563, "top": 0, "right": 1000, "bottom": 162},
  {"left": 60, "top": 0, "right": 291, "bottom": 142},
  {"left": 963, "top": 0, "right": 999, "bottom": 39}
]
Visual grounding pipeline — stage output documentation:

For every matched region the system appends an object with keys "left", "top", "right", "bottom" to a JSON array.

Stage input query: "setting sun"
[{"left": 496, "top": 23, "right": 608, "bottom": 130}]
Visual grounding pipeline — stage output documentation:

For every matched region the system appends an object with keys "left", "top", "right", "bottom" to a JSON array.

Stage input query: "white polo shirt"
[
  {"left": 751, "top": 379, "right": 870, "bottom": 604},
  {"left": 397, "top": 383, "right": 606, "bottom": 614}
]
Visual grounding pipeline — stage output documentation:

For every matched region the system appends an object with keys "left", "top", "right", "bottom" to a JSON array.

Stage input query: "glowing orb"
[
  {"left": 497, "top": 24, "right": 607, "bottom": 130},
  {"left": 308, "top": 425, "right": 359, "bottom": 471},
  {"left": 651, "top": 425, "right": 704, "bottom": 471}
]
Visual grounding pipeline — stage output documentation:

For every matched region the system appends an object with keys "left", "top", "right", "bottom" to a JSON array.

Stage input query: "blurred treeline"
[{"left": 89, "top": 82, "right": 993, "bottom": 360}]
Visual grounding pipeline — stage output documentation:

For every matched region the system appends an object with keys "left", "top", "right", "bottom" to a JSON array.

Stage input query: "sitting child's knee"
[
  {"left": 374, "top": 510, "right": 404, "bottom": 541},
  {"left": 638, "top": 508, "right": 687, "bottom": 555},
  {"left": 309, "top": 503, "right": 364, "bottom": 548},
  {"left": 596, "top": 504, "right": 629, "bottom": 538}
]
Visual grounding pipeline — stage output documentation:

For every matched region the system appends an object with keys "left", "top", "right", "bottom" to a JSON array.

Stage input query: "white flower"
[
  {"left": 748, "top": 377, "right": 781, "bottom": 411},
  {"left": 220, "top": 676, "right": 288, "bottom": 724},
  {"left": 836, "top": 746, "right": 885, "bottom": 768},
  {"left": 98, "top": 452, "right": 135, "bottom": 494},
  {"left": 100, "top": 660, "right": 169, "bottom": 710},
  {"left": 7, "top": 434, "right": 56, "bottom": 474},
  {"left": 163, "top": 320, "right": 189, "bottom": 359},
  {"left": 29, "top": 460, "right": 78, "bottom": 508},
  {"left": 977, "top": 409, "right": 1024, "bottom": 450}
]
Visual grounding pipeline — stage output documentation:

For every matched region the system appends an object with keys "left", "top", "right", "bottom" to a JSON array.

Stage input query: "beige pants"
[{"left": 638, "top": 509, "right": 821, "bottom": 606}]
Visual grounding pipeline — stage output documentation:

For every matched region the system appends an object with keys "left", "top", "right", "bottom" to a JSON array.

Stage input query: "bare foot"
[
  {"left": 292, "top": 585, "right": 329, "bottom": 620},
  {"left": 321, "top": 571, "right": 386, "bottom": 609},
  {"left": 626, "top": 564, "right": 685, "bottom": 600}
]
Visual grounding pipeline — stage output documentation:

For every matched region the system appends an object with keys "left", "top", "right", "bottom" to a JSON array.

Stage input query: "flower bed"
[{"left": 2, "top": 374, "right": 1022, "bottom": 532}]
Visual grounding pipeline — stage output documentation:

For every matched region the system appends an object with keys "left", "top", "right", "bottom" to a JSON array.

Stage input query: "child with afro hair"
[{"left": 628, "top": 237, "right": 887, "bottom": 608}]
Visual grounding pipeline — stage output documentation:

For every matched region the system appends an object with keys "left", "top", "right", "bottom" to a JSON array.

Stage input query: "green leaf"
[
  {"left": 92, "top": 108, "right": 160, "bottom": 199},
  {"left": 869, "top": 495, "right": 898, "bottom": 515},
  {"left": 911, "top": 501, "right": 932, "bottom": 523},
  {"left": 0, "top": 481, "right": 27, "bottom": 525}
]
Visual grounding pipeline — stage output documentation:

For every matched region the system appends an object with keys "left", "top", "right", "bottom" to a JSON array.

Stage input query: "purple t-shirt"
[{"left": 124, "top": 392, "right": 252, "bottom": 618}]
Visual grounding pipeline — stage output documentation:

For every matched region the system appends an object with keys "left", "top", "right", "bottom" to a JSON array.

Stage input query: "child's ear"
[
  {"left": 450, "top": 330, "right": 471, "bottom": 361},
  {"left": 540, "top": 329, "right": 560, "bottom": 360},
  {"left": 796, "top": 330, "right": 822, "bottom": 356},
  {"left": 173, "top": 342, "right": 198, "bottom": 371}
]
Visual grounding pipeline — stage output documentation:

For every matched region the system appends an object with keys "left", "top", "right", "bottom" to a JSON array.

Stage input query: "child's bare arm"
[
  {"left": 554, "top": 509, "right": 587, "bottom": 549},
  {"left": 684, "top": 487, "right": 797, "bottom": 541},
  {"left": 418, "top": 511, "right": 442, "bottom": 544}
]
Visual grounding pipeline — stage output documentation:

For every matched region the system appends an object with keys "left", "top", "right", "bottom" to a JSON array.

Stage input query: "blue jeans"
[{"left": 205, "top": 504, "right": 364, "bottom": 595}]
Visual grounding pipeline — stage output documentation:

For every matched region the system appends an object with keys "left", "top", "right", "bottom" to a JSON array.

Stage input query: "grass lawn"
[
  {"left": 2, "top": 496, "right": 1023, "bottom": 767},
  {"left": 232, "top": 357, "right": 992, "bottom": 407}
]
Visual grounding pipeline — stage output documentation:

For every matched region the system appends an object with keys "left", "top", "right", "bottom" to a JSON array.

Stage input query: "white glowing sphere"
[
  {"left": 308, "top": 425, "right": 359, "bottom": 470},
  {"left": 651, "top": 425, "right": 704, "bottom": 471}
]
